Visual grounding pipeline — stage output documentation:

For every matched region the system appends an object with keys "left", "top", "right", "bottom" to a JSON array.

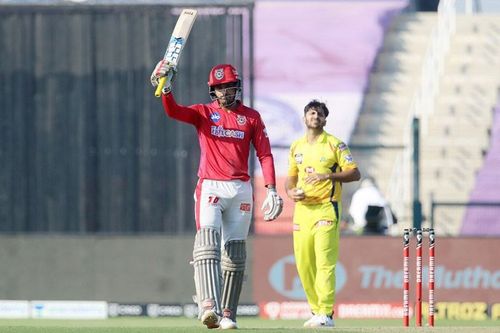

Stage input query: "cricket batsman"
[{"left": 151, "top": 61, "right": 283, "bottom": 329}]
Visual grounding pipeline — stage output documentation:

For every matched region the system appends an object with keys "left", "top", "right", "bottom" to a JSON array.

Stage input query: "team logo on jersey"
[
  {"left": 344, "top": 154, "right": 353, "bottom": 162},
  {"left": 320, "top": 157, "right": 326, "bottom": 162},
  {"left": 240, "top": 203, "right": 251, "bottom": 212},
  {"left": 294, "top": 153, "right": 303, "bottom": 164},
  {"left": 210, "top": 112, "right": 221, "bottom": 123},
  {"left": 236, "top": 115, "right": 247, "bottom": 125},
  {"left": 263, "top": 128, "right": 268, "bottom": 138},
  {"left": 214, "top": 68, "right": 224, "bottom": 80}
]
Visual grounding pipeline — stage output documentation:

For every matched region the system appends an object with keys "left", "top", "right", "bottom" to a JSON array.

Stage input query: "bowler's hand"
[
  {"left": 287, "top": 188, "right": 305, "bottom": 202},
  {"left": 304, "top": 173, "right": 330, "bottom": 185}
]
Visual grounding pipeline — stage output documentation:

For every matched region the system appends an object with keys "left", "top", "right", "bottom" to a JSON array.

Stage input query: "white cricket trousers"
[{"left": 194, "top": 179, "right": 253, "bottom": 245}]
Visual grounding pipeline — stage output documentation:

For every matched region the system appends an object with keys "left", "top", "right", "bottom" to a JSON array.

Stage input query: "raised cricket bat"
[{"left": 154, "top": 8, "right": 198, "bottom": 97}]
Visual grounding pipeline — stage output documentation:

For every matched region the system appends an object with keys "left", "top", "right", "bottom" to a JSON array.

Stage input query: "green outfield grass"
[{"left": 0, "top": 317, "right": 498, "bottom": 333}]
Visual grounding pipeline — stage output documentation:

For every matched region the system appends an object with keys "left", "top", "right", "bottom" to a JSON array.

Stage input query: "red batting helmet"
[
  {"left": 208, "top": 64, "right": 242, "bottom": 106},
  {"left": 208, "top": 64, "right": 240, "bottom": 87}
]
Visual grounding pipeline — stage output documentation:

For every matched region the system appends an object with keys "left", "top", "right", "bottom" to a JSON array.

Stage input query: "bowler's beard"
[{"left": 306, "top": 119, "right": 326, "bottom": 130}]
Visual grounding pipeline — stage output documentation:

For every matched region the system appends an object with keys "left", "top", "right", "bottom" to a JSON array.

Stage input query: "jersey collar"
[{"left": 300, "top": 130, "right": 327, "bottom": 144}]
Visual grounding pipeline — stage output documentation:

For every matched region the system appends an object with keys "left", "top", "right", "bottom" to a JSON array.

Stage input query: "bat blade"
[{"left": 155, "top": 8, "right": 198, "bottom": 97}]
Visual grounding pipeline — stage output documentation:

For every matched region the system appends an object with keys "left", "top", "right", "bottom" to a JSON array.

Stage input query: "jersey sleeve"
[
  {"left": 161, "top": 93, "right": 201, "bottom": 126},
  {"left": 335, "top": 141, "right": 358, "bottom": 170},
  {"left": 252, "top": 114, "right": 276, "bottom": 186},
  {"left": 287, "top": 141, "right": 299, "bottom": 177}
]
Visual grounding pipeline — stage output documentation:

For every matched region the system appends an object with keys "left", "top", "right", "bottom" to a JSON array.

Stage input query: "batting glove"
[
  {"left": 150, "top": 60, "right": 177, "bottom": 90},
  {"left": 261, "top": 187, "right": 283, "bottom": 221}
]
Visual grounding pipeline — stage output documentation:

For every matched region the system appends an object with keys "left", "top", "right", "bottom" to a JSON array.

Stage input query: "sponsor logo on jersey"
[
  {"left": 210, "top": 112, "right": 221, "bottom": 123},
  {"left": 320, "top": 156, "right": 326, "bottom": 162},
  {"left": 344, "top": 154, "right": 353, "bottom": 162},
  {"left": 236, "top": 115, "right": 247, "bottom": 125},
  {"left": 338, "top": 143, "right": 347, "bottom": 151},
  {"left": 305, "top": 166, "right": 315, "bottom": 173},
  {"left": 240, "top": 203, "right": 251, "bottom": 212},
  {"left": 294, "top": 153, "right": 303, "bottom": 164},
  {"left": 211, "top": 126, "right": 245, "bottom": 139},
  {"left": 293, "top": 224, "right": 300, "bottom": 231}
]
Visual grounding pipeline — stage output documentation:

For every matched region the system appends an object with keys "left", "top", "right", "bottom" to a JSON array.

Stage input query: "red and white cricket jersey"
[{"left": 162, "top": 93, "right": 276, "bottom": 186}]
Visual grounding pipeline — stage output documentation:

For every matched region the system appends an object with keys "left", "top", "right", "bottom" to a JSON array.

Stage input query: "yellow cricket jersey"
[{"left": 288, "top": 131, "right": 357, "bottom": 204}]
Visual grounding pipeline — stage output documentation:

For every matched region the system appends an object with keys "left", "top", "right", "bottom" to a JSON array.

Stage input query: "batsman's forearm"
[{"left": 259, "top": 154, "right": 276, "bottom": 187}]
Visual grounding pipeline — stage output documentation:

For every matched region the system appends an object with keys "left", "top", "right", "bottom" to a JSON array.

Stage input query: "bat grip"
[{"left": 154, "top": 76, "right": 167, "bottom": 98}]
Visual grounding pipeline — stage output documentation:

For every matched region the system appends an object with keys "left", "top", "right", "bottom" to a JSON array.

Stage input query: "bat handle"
[
  {"left": 154, "top": 76, "right": 167, "bottom": 98},
  {"left": 154, "top": 70, "right": 175, "bottom": 98}
]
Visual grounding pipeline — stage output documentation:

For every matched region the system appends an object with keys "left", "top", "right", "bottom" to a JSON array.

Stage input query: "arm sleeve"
[
  {"left": 335, "top": 142, "right": 358, "bottom": 170},
  {"left": 252, "top": 115, "right": 276, "bottom": 186},
  {"left": 161, "top": 93, "right": 201, "bottom": 126}
]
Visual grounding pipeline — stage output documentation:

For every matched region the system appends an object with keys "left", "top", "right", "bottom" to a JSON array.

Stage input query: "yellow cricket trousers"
[{"left": 292, "top": 201, "right": 340, "bottom": 315}]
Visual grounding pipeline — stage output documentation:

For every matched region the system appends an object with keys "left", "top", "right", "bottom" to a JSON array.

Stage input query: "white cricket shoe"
[
  {"left": 303, "top": 315, "right": 318, "bottom": 328},
  {"left": 219, "top": 316, "right": 238, "bottom": 330},
  {"left": 306, "top": 314, "right": 334, "bottom": 328},
  {"left": 201, "top": 309, "right": 220, "bottom": 329}
]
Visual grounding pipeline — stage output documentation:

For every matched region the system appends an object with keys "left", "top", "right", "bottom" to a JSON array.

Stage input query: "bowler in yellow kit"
[{"left": 285, "top": 100, "right": 360, "bottom": 328}]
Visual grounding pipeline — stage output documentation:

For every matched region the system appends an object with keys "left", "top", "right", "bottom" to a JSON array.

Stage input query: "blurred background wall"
[
  {"left": 1, "top": 4, "right": 249, "bottom": 234},
  {"left": 0, "top": 235, "right": 255, "bottom": 303}
]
